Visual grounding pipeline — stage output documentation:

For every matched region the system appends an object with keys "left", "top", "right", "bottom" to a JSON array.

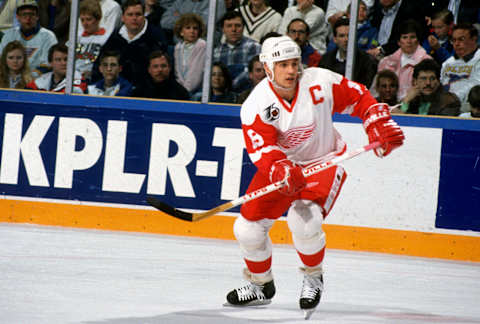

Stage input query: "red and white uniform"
[{"left": 240, "top": 67, "right": 376, "bottom": 222}]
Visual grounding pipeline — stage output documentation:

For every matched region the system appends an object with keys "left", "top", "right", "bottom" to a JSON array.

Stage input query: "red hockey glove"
[
  {"left": 363, "top": 104, "right": 405, "bottom": 157},
  {"left": 269, "top": 159, "right": 306, "bottom": 196}
]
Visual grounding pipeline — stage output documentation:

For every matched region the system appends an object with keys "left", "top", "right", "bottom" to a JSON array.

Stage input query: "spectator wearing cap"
[{"left": 0, "top": 0, "right": 58, "bottom": 75}]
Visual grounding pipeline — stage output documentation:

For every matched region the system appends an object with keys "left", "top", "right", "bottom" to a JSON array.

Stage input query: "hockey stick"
[{"left": 146, "top": 142, "right": 380, "bottom": 222}]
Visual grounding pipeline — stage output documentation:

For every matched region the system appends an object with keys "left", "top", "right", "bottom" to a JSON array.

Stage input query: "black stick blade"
[{"left": 146, "top": 196, "right": 194, "bottom": 222}]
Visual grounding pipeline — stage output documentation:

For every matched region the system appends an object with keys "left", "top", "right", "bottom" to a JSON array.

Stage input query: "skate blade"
[
  {"left": 223, "top": 299, "right": 272, "bottom": 307},
  {"left": 303, "top": 308, "right": 316, "bottom": 320}
]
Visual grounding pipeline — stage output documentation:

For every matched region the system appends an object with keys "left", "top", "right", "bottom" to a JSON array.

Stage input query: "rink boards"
[{"left": 0, "top": 89, "right": 479, "bottom": 262}]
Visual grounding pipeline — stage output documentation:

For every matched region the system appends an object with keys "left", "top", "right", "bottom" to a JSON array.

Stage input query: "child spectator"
[
  {"left": 0, "top": 40, "right": 32, "bottom": 88},
  {"left": 378, "top": 20, "right": 432, "bottom": 100},
  {"left": 173, "top": 13, "right": 206, "bottom": 95},
  {"left": 374, "top": 69, "right": 400, "bottom": 107},
  {"left": 87, "top": 51, "right": 133, "bottom": 96},
  {"left": 76, "top": 0, "right": 109, "bottom": 83},
  {"left": 78, "top": 0, "right": 121, "bottom": 39},
  {"left": 26, "top": 43, "right": 86, "bottom": 93},
  {"left": 421, "top": 9, "right": 454, "bottom": 64},
  {"left": 459, "top": 85, "right": 480, "bottom": 118}
]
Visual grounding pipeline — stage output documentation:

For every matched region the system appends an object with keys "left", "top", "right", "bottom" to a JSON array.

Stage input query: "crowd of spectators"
[{"left": 0, "top": 0, "right": 479, "bottom": 118}]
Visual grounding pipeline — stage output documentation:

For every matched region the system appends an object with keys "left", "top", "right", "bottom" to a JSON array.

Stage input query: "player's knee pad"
[
  {"left": 287, "top": 200, "right": 326, "bottom": 254},
  {"left": 234, "top": 216, "right": 274, "bottom": 260}
]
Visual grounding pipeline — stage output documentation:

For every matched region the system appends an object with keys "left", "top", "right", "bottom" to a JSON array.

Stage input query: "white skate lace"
[
  {"left": 236, "top": 283, "right": 266, "bottom": 301},
  {"left": 300, "top": 275, "right": 323, "bottom": 299}
]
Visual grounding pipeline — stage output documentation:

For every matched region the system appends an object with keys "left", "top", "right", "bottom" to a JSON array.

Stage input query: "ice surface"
[{"left": 1, "top": 223, "right": 479, "bottom": 324}]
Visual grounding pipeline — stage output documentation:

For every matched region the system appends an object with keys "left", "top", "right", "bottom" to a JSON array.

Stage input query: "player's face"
[
  {"left": 451, "top": 29, "right": 478, "bottom": 59},
  {"left": 148, "top": 56, "right": 170, "bottom": 83},
  {"left": 377, "top": 77, "right": 398, "bottom": 101},
  {"left": 414, "top": 71, "right": 439, "bottom": 96},
  {"left": 17, "top": 8, "right": 39, "bottom": 31},
  {"left": 51, "top": 51, "right": 68, "bottom": 77},
  {"left": 431, "top": 18, "right": 450, "bottom": 39},
  {"left": 181, "top": 23, "right": 200, "bottom": 44},
  {"left": 250, "top": 61, "right": 265, "bottom": 86},
  {"left": 223, "top": 17, "right": 244, "bottom": 45},
  {"left": 334, "top": 25, "right": 349, "bottom": 51},
  {"left": 6, "top": 48, "right": 25, "bottom": 74},
  {"left": 99, "top": 57, "right": 122, "bottom": 83},
  {"left": 80, "top": 14, "right": 100, "bottom": 35},
  {"left": 272, "top": 58, "right": 300, "bottom": 89},
  {"left": 398, "top": 32, "right": 418, "bottom": 55},
  {"left": 122, "top": 5, "right": 145, "bottom": 35},
  {"left": 287, "top": 21, "right": 308, "bottom": 47}
]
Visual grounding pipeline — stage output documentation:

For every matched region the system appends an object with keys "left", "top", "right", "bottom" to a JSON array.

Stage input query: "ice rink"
[{"left": 1, "top": 223, "right": 479, "bottom": 324}]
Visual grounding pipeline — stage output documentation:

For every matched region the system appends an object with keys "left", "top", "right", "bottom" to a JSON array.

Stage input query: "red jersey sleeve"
[
  {"left": 242, "top": 114, "right": 286, "bottom": 176},
  {"left": 331, "top": 76, "right": 379, "bottom": 121}
]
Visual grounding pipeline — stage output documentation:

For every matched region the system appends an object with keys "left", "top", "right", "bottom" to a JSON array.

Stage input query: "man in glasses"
[
  {"left": 0, "top": 0, "right": 58, "bottom": 75},
  {"left": 88, "top": 51, "right": 133, "bottom": 97},
  {"left": 440, "top": 22, "right": 480, "bottom": 112},
  {"left": 286, "top": 18, "right": 322, "bottom": 68},
  {"left": 397, "top": 58, "right": 460, "bottom": 116}
]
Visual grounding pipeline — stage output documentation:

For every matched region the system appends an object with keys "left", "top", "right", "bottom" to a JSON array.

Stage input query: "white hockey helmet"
[{"left": 259, "top": 36, "right": 302, "bottom": 81}]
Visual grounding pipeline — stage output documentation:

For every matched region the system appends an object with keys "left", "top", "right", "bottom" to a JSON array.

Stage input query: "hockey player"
[{"left": 225, "top": 36, "right": 404, "bottom": 319}]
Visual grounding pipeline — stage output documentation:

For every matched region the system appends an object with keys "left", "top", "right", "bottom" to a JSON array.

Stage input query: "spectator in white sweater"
[
  {"left": 173, "top": 13, "right": 206, "bottom": 94},
  {"left": 278, "top": 0, "right": 329, "bottom": 54}
]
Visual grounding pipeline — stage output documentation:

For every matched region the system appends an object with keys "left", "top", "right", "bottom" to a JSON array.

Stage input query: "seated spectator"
[
  {"left": 78, "top": 0, "right": 121, "bottom": 39},
  {"left": 0, "top": 40, "right": 32, "bottom": 88},
  {"left": 370, "top": 0, "right": 428, "bottom": 58},
  {"left": 396, "top": 59, "right": 460, "bottom": 116},
  {"left": 87, "top": 51, "right": 133, "bottom": 96},
  {"left": 160, "top": 0, "right": 226, "bottom": 41},
  {"left": 210, "top": 61, "right": 237, "bottom": 103},
  {"left": 132, "top": 50, "right": 189, "bottom": 100},
  {"left": 459, "top": 85, "right": 480, "bottom": 118},
  {"left": 26, "top": 43, "right": 85, "bottom": 93},
  {"left": 237, "top": 0, "right": 282, "bottom": 44},
  {"left": 173, "top": 13, "right": 206, "bottom": 95},
  {"left": 422, "top": 9, "right": 454, "bottom": 65},
  {"left": 326, "top": 0, "right": 374, "bottom": 30},
  {"left": 378, "top": 20, "right": 432, "bottom": 100},
  {"left": 92, "top": 0, "right": 168, "bottom": 87},
  {"left": 76, "top": 0, "right": 109, "bottom": 83},
  {"left": 279, "top": 0, "right": 328, "bottom": 54},
  {"left": 327, "top": 1, "right": 378, "bottom": 54},
  {"left": 213, "top": 11, "right": 261, "bottom": 93},
  {"left": 374, "top": 69, "right": 400, "bottom": 106},
  {"left": 38, "top": 0, "right": 70, "bottom": 43},
  {"left": 0, "top": 0, "right": 16, "bottom": 33},
  {"left": 286, "top": 18, "right": 322, "bottom": 68},
  {"left": 237, "top": 55, "right": 265, "bottom": 104},
  {"left": 319, "top": 17, "right": 377, "bottom": 88},
  {"left": 0, "top": 0, "right": 58, "bottom": 75},
  {"left": 441, "top": 22, "right": 480, "bottom": 112}
]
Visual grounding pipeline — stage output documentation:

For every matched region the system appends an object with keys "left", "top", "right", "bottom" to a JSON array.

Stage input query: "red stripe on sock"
[
  {"left": 245, "top": 257, "right": 272, "bottom": 273},
  {"left": 297, "top": 248, "right": 325, "bottom": 267}
]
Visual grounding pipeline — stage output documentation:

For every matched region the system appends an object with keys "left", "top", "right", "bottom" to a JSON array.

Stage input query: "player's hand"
[
  {"left": 363, "top": 104, "right": 405, "bottom": 158},
  {"left": 270, "top": 159, "right": 306, "bottom": 195}
]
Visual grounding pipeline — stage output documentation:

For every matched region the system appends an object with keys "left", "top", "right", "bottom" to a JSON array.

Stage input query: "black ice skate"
[
  {"left": 299, "top": 267, "right": 324, "bottom": 320},
  {"left": 225, "top": 269, "right": 276, "bottom": 306}
]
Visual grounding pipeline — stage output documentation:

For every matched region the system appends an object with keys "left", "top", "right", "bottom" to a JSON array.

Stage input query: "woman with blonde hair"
[{"left": 0, "top": 40, "right": 32, "bottom": 89}]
